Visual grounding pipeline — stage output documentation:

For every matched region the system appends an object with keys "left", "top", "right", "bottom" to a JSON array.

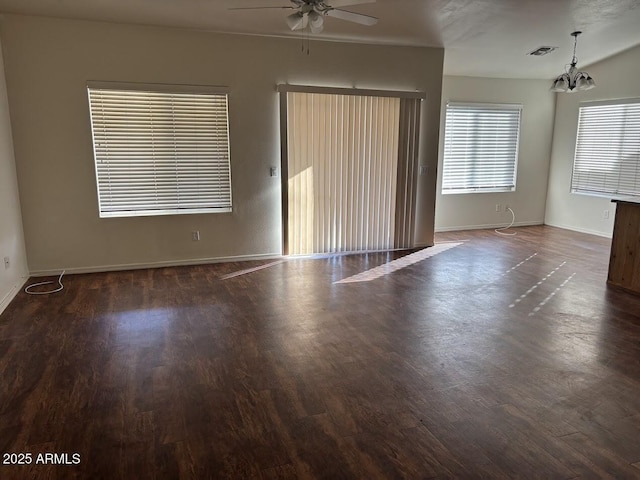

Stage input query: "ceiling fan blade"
[
  {"left": 325, "top": 0, "right": 376, "bottom": 7},
  {"left": 325, "top": 8, "right": 378, "bottom": 26},
  {"left": 228, "top": 6, "right": 295, "bottom": 10}
]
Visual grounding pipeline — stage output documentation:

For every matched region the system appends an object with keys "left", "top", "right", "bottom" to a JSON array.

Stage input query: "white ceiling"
[{"left": 0, "top": 0, "right": 639, "bottom": 79}]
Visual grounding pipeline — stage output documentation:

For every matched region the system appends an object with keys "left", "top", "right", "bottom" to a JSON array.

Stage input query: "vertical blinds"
[
  {"left": 286, "top": 92, "right": 401, "bottom": 255},
  {"left": 88, "top": 85, "right": 232, "bottom": 218},
  {"left": 442, "top": 102, "right": 521, "bottom": 194},
  {"left": 395, "top": 98, "right": 422, "bottom": 249},
  {"left": 572, "top": 100, "right": 640, "bottom": 197}
]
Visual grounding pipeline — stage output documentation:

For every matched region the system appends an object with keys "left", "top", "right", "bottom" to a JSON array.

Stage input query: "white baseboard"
[
  {"left": 434, "top": 220, "right": 542, "bottom": 233},
  {"left": 29, "top": 253, "right": 283, "bottom": 277},
  {"left": 542, "top": 221, "right": 613, "bottom": 239},
  {"left": 0, "top": 278, "right": 27, "bottom": 316}
]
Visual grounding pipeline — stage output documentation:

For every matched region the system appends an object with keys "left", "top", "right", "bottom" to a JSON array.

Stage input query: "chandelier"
[{"left": 550, "top": 31, "right": 596, "bottom": 93}]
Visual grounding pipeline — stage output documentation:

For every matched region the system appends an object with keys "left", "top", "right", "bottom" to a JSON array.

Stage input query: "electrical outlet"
[
  {"left": 603, "top": 210, "right": 610, "bottom": 220},
  {"left": 419, "top": 165, "right": 428, "bottom": 176},
  {"left": 495, "top": 204, "right": 502, "bottom": 212},
  {"left": 192, "top": 231, "right": 200, "bottom": 241},
  {"left": 505, "top": 204, "right": 510, "bottom": 212},
  {"left": 270, "top": 166, "right": 278, "bottom": 177},
  {"left": 3, "top": 256, "right": 9, "bottom": 269}
]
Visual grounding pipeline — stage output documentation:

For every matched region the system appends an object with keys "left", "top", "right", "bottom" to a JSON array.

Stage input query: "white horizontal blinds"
[
  {"left": 572, "top": 100, "right": 640, "bottom": 197},
  {"left": 287, "top": 91, "right": 400, "bottom": 255},
  {"left": 88, "top": 86, "right": 232, "bottom": 217},
  {"left": 442, "top": 103, "right": 521, "bottom": 194}
]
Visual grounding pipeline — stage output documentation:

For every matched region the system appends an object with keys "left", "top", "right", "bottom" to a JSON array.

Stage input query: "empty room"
[{"left": 1, "top": 0, "right": 640, "bottom": 478}]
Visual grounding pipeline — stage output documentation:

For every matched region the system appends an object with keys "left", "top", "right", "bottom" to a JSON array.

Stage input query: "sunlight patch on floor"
[
  {"left": 334, "top": 242, "right": 463, "bottom": 284},
  {"left": 220, "top": 260, "right": 286, "bottom": 280}
]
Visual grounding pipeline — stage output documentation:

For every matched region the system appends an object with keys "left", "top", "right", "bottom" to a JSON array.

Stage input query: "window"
[
  {"left": 87, "top": 82, "right": 232, "bottom": 218},
  {"left": 442, "top": 102, "right": 521, "bottom": 194},
  {"left": 572, "top": 99, "right": 640, "bottom": 198}
]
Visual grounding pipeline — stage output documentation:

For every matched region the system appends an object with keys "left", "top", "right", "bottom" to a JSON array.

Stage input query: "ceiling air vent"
[{"left": 528, "top": 46, "right": 557, "bottom": 56}]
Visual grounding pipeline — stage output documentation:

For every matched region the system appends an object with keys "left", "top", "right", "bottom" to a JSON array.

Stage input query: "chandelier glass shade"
[{"left": 550, "top": 31, "right": 596, "bottom": 93}]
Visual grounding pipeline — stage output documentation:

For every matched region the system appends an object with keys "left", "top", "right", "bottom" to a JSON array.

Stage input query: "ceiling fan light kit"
[
  {"left": 308, "top": 10, "right": 324, "bottom": 33},
  {"left": 550, "top": 31, "right": 596, "bottom": 93},
  {"left": 231, "top": 0, "right": 378, "bottom": 33},
  {"left": 286, "top": 12, "right": 308, "bottom": 30}
]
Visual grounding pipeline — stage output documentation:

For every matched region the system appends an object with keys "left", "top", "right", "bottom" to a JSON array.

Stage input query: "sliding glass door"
[{"left": 280, "top": 87, "right": 422, "bottom": 256}]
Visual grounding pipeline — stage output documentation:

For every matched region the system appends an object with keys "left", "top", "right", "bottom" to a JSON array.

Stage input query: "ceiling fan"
[{"left": 229, "top": 0, "right": 378, "bottom": 34}]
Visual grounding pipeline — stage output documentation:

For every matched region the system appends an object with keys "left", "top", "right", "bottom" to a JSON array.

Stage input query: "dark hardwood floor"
[{"left": 2, "top": 225, "right": 640, "bottom": 479}]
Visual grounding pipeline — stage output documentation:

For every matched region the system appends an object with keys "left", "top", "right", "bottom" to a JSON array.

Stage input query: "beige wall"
[
  {"left": 0, "top": 37, "right": 28, "bottom": 313},
  {"left": 0, "top": 15, "right": 444, "bottom": 274},
  {"left": 435, "top": 76, "right": 555, "bottom": 232},
  {"left": 545, "top": 43, "right": 640, "bottom": 237}
]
